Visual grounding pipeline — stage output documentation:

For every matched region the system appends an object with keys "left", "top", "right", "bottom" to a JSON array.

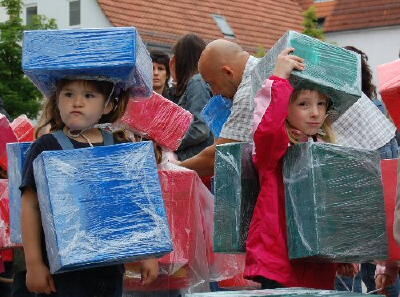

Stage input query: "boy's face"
[
  {"left": 287, "top": 90, "right": 328, "bottom": 136},
  {"left": 57, "top": 81, "right": 112, "bottom": 131}
]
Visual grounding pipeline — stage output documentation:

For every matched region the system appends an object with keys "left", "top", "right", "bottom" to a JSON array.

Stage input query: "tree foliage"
[
  {"left": 0, "top": 0, "right": 57, "bottom": 119},
  {"left": 303, "top": 6, "right": 325, "bottom": 40}
]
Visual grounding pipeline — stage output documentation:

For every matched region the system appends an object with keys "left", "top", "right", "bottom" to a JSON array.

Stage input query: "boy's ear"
[{"left": 103, "top": 100, "right": 114, "bottom": 115}]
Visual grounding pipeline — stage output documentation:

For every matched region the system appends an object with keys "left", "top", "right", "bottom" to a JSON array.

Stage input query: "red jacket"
[{"left": 244, "top": 76, "right": 336, "bottom": 288}]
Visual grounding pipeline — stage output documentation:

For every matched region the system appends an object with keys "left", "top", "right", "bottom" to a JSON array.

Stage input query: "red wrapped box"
[
  {"left": 120, "top": 92, "right": 193, "bottom": 150},
  {"left": 378, "top": 60, "right": 400, "bottom": 129},
  {"left": 0, "top": 179, "right": 12, "bottom": 249},
  {"left": 124, "top": 164, "right": 211, "bottom": 292},
  {"left": 0, "top": 114, "right": 18, "bottom": 170},
  {"left": 382, "top": 159, "right": 400, "bottom": 260},
  {"left": 10, "top": 115, "right": 35, "bottom": 142}
]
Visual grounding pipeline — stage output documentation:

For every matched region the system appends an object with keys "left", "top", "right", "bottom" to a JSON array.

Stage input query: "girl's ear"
[{"left": 103, "top": 100, "right": 114, "bottom": 115}]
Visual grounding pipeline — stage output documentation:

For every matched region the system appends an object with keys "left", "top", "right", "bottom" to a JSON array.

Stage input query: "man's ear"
[
  {"left": 103, "top": 100, "right": 114, "bottom": 115},
  {"left": 221, "top": 65, "right": 234, "bottom": 78}
]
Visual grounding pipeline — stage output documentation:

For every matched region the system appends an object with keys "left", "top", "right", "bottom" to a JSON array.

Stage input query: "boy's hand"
[
  {"left": 273, "top": 48, "right": 305, "bottom": 79},
  {"left": 26, "top": 263, "right": 56, "bottom": 294},
  {"left": 336, "top": 263, "right": 359, "bottom": 277},
  {"left": 140, "top": 258, "right": 159, "bottom": 285}
]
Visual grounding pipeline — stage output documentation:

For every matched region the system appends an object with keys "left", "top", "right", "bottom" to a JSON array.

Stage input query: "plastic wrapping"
[
  {"left": 124, "top": 163, "right": 212, "bottom": 293},
  {"left": 381, "top": 159, "right": 400, "bottom": 260},
  {"left": 251, "top": 31, "right": 361, "bottom": 115},
  {"left": 214, "top": 142, "right": 259, "bottom": 253},
  {"left": 283, "top": 142, "right": 387, "bottom": 262},
  {"left": 0, "top": 114, "right": 18, "bottom": 170},
  {"left": 377, "top": 59, "right": 400, "bottom": 129},
  {"left": 22, "top": 27, "right": 152, "bottom": 98},
  {"left": 186, "top": 288, "right": 384, "bottom": 296},
  {"left": 33, "top": 142, "right": 172, "bottom": 274},
  {"left": 120, "top": 92, "right": 193, "bottom": 150},
  {"left": 10, "top": 115, "right": 35, "bottom": 142},
  {"left": 0, "top": 179, "right": 12, "bottom": 248},
  {"left": 7, "top": 142, "right": 33, "bottom": 244},
  {"left": 200, "top": 95, "right": 232, "bottom": 138}
]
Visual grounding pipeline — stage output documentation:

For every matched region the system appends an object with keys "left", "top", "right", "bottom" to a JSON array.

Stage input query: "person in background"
[
  {"left": 150, "top": 50, "right": 173, "bottom": 101},
  {"left": 170, "top": 34, "right": 213, "bottom": 161}
]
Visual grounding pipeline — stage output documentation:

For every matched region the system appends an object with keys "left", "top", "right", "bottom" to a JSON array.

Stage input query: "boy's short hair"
[{"left": 150, "top": 50, "right": 170, "bottom": 81}]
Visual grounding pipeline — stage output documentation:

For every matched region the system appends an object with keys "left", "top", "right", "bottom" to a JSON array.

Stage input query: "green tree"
[
  {"left": 303, "top": 6, "right": 325, "bottom": 40},
  {"left": 0, "top": 0, "right": 57, "bottom": 119}
]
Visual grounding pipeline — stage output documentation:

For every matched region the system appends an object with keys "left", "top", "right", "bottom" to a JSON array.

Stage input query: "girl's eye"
[
  {"left": 63, "top": 92, "right": 73, "bottom": 97},
  {"left": 318, "top": 101, "right": 327, "bottom": 106},
  {"left": 85, "top": 93, "right": 95, "bottom": 99},
  {"left": 297, "top": 101, "right": 307, "bottom": 107}
]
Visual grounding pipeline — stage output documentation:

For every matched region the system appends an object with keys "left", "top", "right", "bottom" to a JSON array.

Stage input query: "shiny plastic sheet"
[
  {"left": 251, "top": 31, "right": 361, "bottom": 115},
  {"left": 0, "top": 179, "right": 12, "bottom": 248},
  {"left": 377, "top": 59, "right": 400, "bottom": 129},
  {"left": 0, "top": 114, "right": 18, "bottom": 170},
  {"left": 7, "top": 142, "right": 32, "bottom": 244},
  {"left": 33, "top": 142, "right": 172, "bottom": 274},
  {"left": 200, "top": 95, "right": 232, "bottom": 138},
  {"left": 22, "top": 27, "right": 152, "bottom": 98},
  {"left": 214, "top": 142, "right": 259, "bottom": 253},
  {"left": 10, "top": 115, "right": 35, "bottom": 142},
  {"left": 124, "top": 163, "right": 212, "bottom": 293},
  {"left": 120, "top": 92, "right": 193, "bottom": 150},
  {"left": 283, "top": 142, "right": 387, "bottom": 262},
  {"left": 187, "top": 288, "right": 384, "bottom": 296}
]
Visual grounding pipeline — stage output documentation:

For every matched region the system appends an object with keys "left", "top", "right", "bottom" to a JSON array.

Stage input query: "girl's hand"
[
  {"left": 287, "top": 126, "right": 308, "bottom": 142},
  {"left": 376, "top": 274, "right": 394, "bottom": 297},
  {"left": 26, "top": 263, "right": 56, "bottom": 294},
  {"left": 336, "top": 263, "right": 359, "bottom": 277},
  {"left": 273, "top": 48, "right": 305, "bottom": 79},
  {"left": 140, "top": 258, "right": 159, "bottom": 285}
]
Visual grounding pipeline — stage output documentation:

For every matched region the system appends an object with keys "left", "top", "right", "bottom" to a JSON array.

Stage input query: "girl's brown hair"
[
  {"left": 286, "top": 88, "right": 336, "bottom": 144},
  {"left": 35, "top": 79, "right": 129, "bottom": 138}
]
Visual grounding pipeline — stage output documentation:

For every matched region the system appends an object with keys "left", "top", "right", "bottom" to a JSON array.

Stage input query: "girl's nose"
[
  {"left": 310, "top": 105, "right": 320, "bottom": 116},
  {"left": 72, "top": 95, "right": 84, "bottom": 106}
]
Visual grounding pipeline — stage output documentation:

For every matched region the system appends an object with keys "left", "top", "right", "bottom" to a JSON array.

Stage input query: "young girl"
[
  {"left": 244, "top": 48, "right": 337, "bottom": 288},
  {"left": 20, "top": 79, "right": 159, "bottom": 296}
]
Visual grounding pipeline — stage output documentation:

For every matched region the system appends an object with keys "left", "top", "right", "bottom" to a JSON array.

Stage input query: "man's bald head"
[{"left": 199, "top": 39, "right": 249, "bottom": 99}]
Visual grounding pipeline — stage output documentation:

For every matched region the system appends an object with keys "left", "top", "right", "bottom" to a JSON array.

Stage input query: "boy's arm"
[{"left": 22, "top": 187, "right": 56, "bottom": 294}]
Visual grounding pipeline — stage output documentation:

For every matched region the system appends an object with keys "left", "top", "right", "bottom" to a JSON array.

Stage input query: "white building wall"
[
  {"left": 0, "top": 0, "right": 112, "bottom": 28},
  {"left": 326, "top": 25, "right": 400, "bottom": 87}
]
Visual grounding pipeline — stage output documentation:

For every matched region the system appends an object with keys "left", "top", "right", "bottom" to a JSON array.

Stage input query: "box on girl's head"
[
  {"left": 0, "top": 114, "right": 18, "bottom": 170},
  {"left": 284, "top": 142, "right": 387, "bottom": 262},
  {"left": 22, "top": 27, "right": 153, "bottom": 98},
  {"left": 7, "top": 142, "right": 33, "bottom": 244},
  {"left": 33, "top": 141, "right": 172, "bottom": 274},
  {"left": 251, "top": 30, "right": 362, "bottom": 116}
]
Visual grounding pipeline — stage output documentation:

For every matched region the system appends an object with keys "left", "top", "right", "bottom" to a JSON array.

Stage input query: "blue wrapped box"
[
  {"left": 7, "top": 142, "right": 32, "bottom": 244},
  {"left": 200, "top": 95, "right": 232, "bottom": 138},
  {"left": 22, "top": 27, "right": 152, "bottom": 98},
  {"left": 251, "top": 31, "right": 362, "bottom": 115},
  {"left": 33, "top": 142, "right": 172, "bottom": 273}
]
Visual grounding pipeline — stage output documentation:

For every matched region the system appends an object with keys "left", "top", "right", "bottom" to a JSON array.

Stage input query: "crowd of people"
[{"left": 0, "top": 29, "right": 399, "bottom": 297}]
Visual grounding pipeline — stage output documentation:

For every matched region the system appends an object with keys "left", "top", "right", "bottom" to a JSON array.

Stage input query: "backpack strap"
[
  {"left": 52, "top": 130, "right": 75, "bottom": 150},
  {"left": 52, "top": 129, "right": 114, "bottom": 149}
]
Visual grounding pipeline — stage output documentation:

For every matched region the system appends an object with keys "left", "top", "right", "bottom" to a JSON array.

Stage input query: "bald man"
[{"left": 180, "top": 40, "right": 260, "bottom": 176}]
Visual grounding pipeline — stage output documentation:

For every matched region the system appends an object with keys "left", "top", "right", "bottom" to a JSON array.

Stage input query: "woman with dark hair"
[
  {"left": 150, "top": 50, "right": 171, "bottom": 99},
  {"left": 170, "top": 34, "right": 213, "bottom": 161}
]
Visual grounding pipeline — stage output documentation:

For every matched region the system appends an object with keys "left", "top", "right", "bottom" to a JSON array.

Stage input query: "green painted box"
[
  {"left": 251, "top": 30, "right": 361, "bottom": 115},
  {"left": 214, "top": 142, "right": 259, "bottom": 253},
  {"left": 283, "top": 142, "right": 387, "bottom": 262}
]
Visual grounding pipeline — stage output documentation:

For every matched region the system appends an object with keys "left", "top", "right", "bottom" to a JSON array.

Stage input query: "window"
[
  {"left": 317, "top": 17, "right": 325, "bottom": 28},
  {"left": 212, "top": 14, "right": 235, "bottom": 39},
  {"left": 69, "top": 0, "right": 80, "bottom": 26},
  {"left": 26, "top": 6, "right": 37, "bottom": 26}
]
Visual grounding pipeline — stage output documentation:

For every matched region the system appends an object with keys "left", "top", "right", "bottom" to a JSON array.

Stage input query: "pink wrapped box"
[
  {"left": 0, "top": 179, "right": 12, "bottom": 249},
  {"left": 0, "top": 115, "right": 17, "bottom": 170},
  {"left": 378, "top": 60, "right": 400, "bottom": 129},
  {"left": 10, "top": 115, "right": 35, "bottom": 142},
  {"left": 120, "top": 92, "right": 193, "bottom": 150}
]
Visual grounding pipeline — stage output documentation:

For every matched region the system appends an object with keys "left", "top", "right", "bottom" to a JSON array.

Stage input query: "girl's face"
[
  {"left": 287, "top": 90, "right": 328, "bottom": 136},
  {"left": 57, "top": 81, "right": 112, "bottom": 131},
  {"left": 153, "top": 62, "right": 168, "bottom": 91}
]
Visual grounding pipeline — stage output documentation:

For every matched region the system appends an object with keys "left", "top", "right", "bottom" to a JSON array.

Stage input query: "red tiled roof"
[
  {"left": 296, "top": 0, "right": 400, "bottom": 32},
  {"left": 97, "top": 0, "right": 305, "bottom": 52}
]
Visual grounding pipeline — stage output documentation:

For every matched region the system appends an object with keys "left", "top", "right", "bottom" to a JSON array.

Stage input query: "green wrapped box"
[
  {"left": 251, "top": 30, "right": 361, "bottom": 115},
  {"left": 214, "top": 142, "right": 259, "bottom": 253},
  {"left": 283, "top": 142, "right": 387, "bottom": 262},
  {"left": 187, "top": 288, "right": 384, "bottom": 296}
]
